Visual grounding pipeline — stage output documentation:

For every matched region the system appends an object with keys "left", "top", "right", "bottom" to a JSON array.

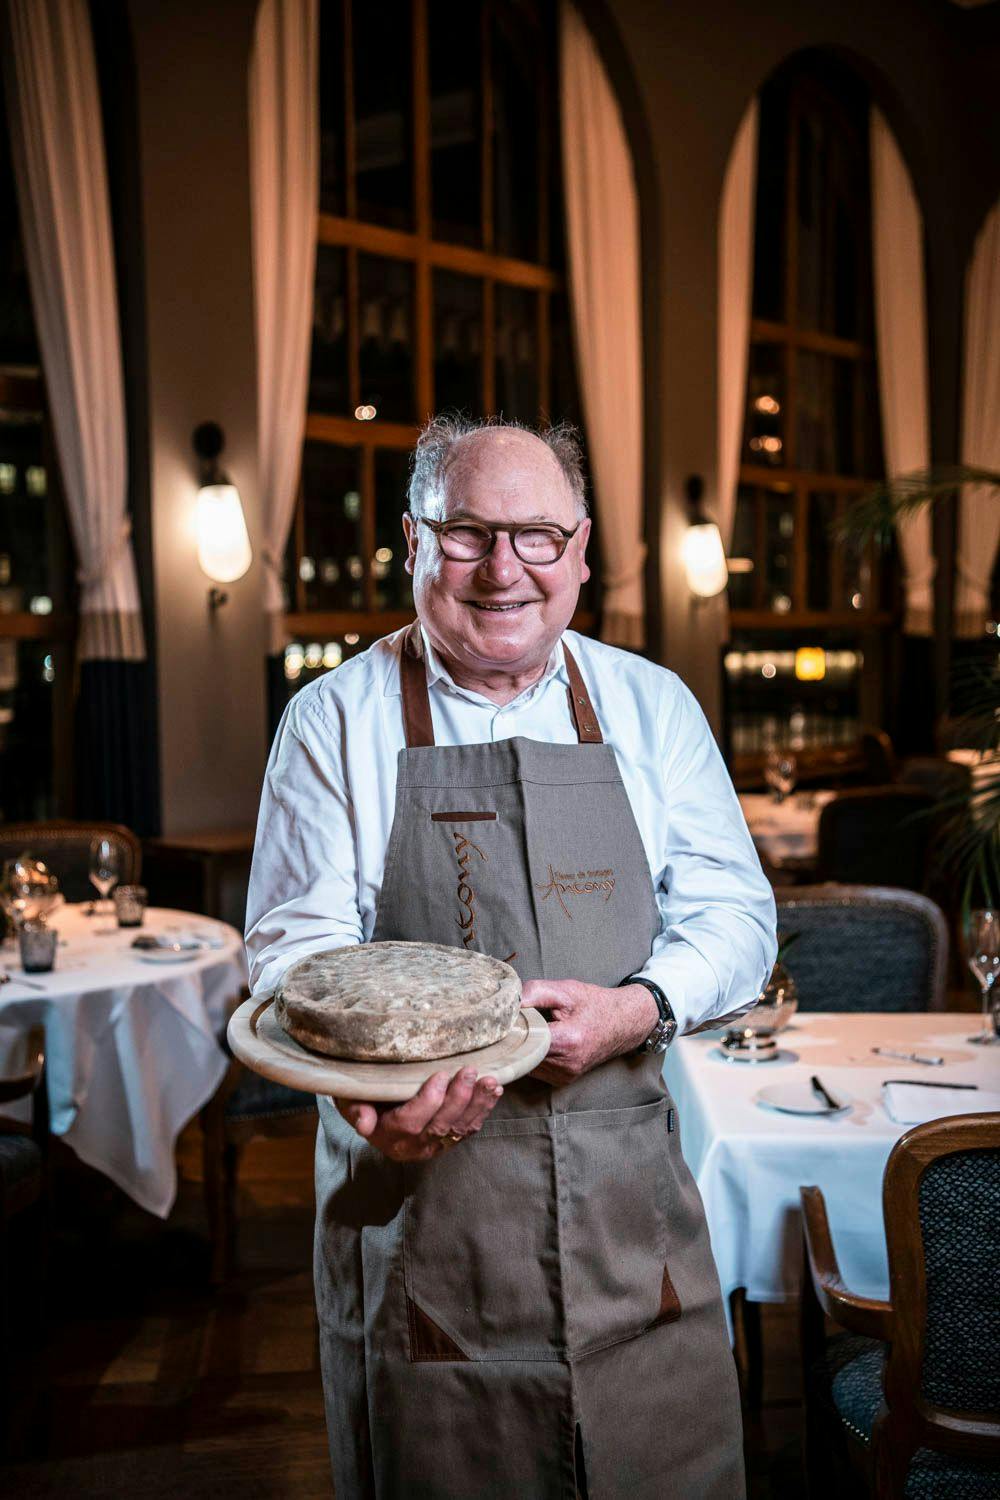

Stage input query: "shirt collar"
[{"left": 384, "top": 624, "right": 570, "bottom": 704}]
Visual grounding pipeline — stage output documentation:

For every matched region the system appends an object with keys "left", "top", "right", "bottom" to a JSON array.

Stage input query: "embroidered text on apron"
[{"left": 314, "top": 627, "right": 744, "bottom": 1499}]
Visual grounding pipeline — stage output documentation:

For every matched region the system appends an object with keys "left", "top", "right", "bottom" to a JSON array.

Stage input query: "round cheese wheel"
[{"left": 274, "top": 941, "right": 522, "bottom": 1062}]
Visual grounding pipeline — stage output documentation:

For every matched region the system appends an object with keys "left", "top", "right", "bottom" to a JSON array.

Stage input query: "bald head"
[{"left": 408, "top": 415, "right": 587, "bottom": 522}]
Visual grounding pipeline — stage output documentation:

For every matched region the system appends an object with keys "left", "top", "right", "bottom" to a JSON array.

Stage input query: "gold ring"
[{"left": 446, "top": 1132, "right": 463, "bottom": 1144}]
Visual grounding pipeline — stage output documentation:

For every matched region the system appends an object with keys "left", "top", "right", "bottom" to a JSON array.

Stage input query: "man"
[{"left": 246, "top": 416, "right": 776, "bottom": 1500}]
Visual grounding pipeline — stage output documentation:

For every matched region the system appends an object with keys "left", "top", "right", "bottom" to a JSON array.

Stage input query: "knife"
[
  {"left": 872, "top": 1047, "right": 944, "bottom": 1066},
  {"left": 810, "top": 1074, "right": 843, "bottom": 1111},
  {"left": 882, "top": 1078, "right": 978, "bottom": 1090}
]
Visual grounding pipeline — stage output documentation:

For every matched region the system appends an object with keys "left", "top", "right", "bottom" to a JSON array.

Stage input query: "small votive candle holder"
[
  {"left": 19, "top": 918, "right": 57, "bottom": 974},
  {"left": 114, "top": 885, "right": 148, "bottom": 928}
]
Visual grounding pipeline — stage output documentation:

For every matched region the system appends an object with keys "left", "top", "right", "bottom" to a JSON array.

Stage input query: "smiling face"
[{"left": 403, "top": 428, "right": 591, "bottom": 694}]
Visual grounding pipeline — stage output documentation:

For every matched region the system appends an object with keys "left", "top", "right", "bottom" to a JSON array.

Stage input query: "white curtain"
[
  {"left": 718, "top": 97, "right": 758, "bottom": 552},
  {"left": 870, "top": 108, "right": 934, "bottom": 637},
  {"left": 559, "top": 0, "right": 645, "bottom": 648},
  {"left": 3, "top": 0, "right": 144, "bottom": 661},
  {"left": 250, "top": 0, "right": 319, "bottom": 652},
  {"left": 954, "top": 200, "right": 1000, "bottom": 638}
]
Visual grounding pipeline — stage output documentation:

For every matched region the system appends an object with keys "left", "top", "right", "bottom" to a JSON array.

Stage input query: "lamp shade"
[
  {"left": 682, "top": 520, "right": 728, "bottom": 598},
  {"left": 195, "top": 483, "right": 252, "bottom": 583}
]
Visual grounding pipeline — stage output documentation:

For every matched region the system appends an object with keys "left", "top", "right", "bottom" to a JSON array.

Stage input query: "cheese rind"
[{"left": 274, "top": 941, "right": 522, "bottom": 1062}]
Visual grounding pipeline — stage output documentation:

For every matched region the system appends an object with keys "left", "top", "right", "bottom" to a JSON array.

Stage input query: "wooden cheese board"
[{"left": 227, "top": 996, "right": 551, "bottom": 1102}]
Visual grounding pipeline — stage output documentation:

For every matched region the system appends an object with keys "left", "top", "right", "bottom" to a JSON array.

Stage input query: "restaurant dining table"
[
  {"left": 739, "top": 789, "right": 836, "bottom": 872},
  {"left": 663, "top": 1010, "right": 1000, "bottom": 1311},
  {"left": 0, "top": 903, "right": 246, "bottom": 1217}
]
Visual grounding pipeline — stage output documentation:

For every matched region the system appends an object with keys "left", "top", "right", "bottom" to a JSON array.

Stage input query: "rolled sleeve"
[
  {"left": 636, "top": 681, "right": 776, "bottom": 1034},
  {"left": 245, "top": 692, "right": 364, "bottom": 998}
]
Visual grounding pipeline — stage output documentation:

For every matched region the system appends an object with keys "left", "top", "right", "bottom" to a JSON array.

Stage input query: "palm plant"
[{"left": 839, "top": 465, "right": 1000, "bottom": 911}]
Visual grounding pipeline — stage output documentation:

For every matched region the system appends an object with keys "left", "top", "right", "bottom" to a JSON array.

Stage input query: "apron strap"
[
  {"left": 563, "top": 645, "right": 604, "bottom": 744},
  {"left": 400, "top": 623, "right": 435, "bottom": 747},
  {"left": 398, "top": 623, "right": 604, "bottom": 747}
]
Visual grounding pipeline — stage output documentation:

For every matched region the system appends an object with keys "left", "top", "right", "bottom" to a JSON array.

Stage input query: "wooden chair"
[
  {"left": 0, "top": 1024, "right": 48, "bottom": 1458},
  {"left": 800, "top": 1113, "right": 1000, "bottom": 1499},
  {"left": 0, "top": 820, "right": 142, "bottom": 903},
  {"left": 200, "top": 996, "right": 317, "bottom": 1282},
  {"left": 776, "top": 885, "right": 949, "bottom": 1013}
]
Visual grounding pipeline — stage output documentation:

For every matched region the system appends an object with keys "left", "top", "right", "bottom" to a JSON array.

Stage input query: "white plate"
[
  {"left": 756, "top": 1080, "right": 850, "bottom": 1116},
  {"left": 134, "top": 942, "right": 208, "bottom": 964}
]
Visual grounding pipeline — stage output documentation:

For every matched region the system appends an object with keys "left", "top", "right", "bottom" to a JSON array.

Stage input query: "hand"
[
  {"left": 522, "top": 979, "right": 659, "bottom": 1086},
  {"left": 335, "top": 1067, "right": 503, "bottom": 1162}
]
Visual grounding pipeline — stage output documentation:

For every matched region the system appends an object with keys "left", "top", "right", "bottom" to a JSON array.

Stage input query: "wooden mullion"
[
  {"left": 538, "top": 290, "right": 551, "bottom": 420},
  {"left": 750, "top": 318, "right": 868, "bottom": 360},
  {"left": 412, "top": 0, "right": 432, "bottom": 418},
  {"left": 783, "top": 95, "right": 798, "bottom": 474},
  {"left": 754, "top": 491, "right": 767, "bottom": 610},
  {"left": 740, "top": 463, "right": 865, "bottom": 494},
  {"left": 316, "top": 215, "right": 560, "bottom": 290},
  {"left": 294, "top": 484, "right": 307, "bottom": 612},
  {"left": 413, "top": 0, "right": 430, "bottom": 240},
  {"left": 347, "top": 246, "right": 360, "bottom": 410},
  {"left": 536, "top": 18, "right": 549, "bottom": 266},
  {"left": 343, "top": 0, "right": 356, "bottom": 220},
  {"left": 729, "top": 609, "right": 893, "bottom": 630},
  {"left": 831, "top": 495, "right": 846, "bottom": 609},
  {"left": 793, "top": 482, "right": 808, "bottom": 611},
  {"left": 285, "top": 607, "right": 599, "bottom": 637},
  {"left": 306, "top": 413, "right": 418, "bottom": 448},
  {"left": 481, "top": 0, "right": 494, "bottom": 252},
  {"left": 482, "top": 278, "right": 496, "bottom": 414},
  {"left": 361, "top": 443, "right": 376, "bottom": 612},
  {"left": 0, "top": 613, "right": 75, "bottom": 641}
]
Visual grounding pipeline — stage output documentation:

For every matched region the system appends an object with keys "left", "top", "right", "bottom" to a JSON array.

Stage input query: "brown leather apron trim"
[
  {"left": 563, "top": 646, "right": 604, "bottom": 744},
  {"left": 649, "top": 1264, "right": 682, "bottom": 1327},
  {"left": 406, "top": 1295, "right": 471, "bottom": 1362},
  {"left": 398, "top": 622, "right": 604, "bottom": 749},
  {"left": 430, "top": 811, "right": 498, "bottom": 822},
  {"left": 400, "top": 623, "right": 435, "bottom": 747}
]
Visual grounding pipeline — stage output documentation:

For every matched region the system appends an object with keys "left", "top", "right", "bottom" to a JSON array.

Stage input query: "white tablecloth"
[
  {"left": 739, "top": 791, "right": 835, "bottom": 867},
  {"left": 0, "top": 905, "right": 246, "bottom": 1217},
  {"left": 662, "top": 1011, "right": 1000, "bottom": 1306}
]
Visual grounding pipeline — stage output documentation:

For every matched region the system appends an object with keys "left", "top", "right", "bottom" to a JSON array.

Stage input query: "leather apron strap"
[{"left": 400, "top": 621, "right": 603, "bottom": 748}]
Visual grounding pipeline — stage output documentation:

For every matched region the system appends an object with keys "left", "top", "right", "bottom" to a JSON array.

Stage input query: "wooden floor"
[{"left": 6, "top": 1129, "right": 812, "bottom": 1498}]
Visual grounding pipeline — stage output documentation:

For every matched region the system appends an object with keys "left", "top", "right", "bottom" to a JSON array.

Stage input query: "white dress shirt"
[{"left": 245, "top": 627, "right": 777, "bottom": 1035}]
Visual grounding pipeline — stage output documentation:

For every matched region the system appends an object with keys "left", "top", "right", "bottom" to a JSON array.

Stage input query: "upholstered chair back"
[
  {"left": 776, "top": 885, "right": 948, "bottom": 1012},
  {"left": 0, "top": 821, "right": 141, "bottom": 903}
]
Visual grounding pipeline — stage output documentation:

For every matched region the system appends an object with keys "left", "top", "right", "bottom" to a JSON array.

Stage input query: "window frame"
[
  {"left": 285, "top": 0, "right": 594, "bottom": 644},
  {"left": 729, "top": 69, "right": 896, "bottom": 633}
]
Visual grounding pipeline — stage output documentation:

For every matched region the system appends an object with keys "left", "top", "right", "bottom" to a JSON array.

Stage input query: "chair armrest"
[{"left": 800, "top": 1185, "right": 893, "bottom": 1340}]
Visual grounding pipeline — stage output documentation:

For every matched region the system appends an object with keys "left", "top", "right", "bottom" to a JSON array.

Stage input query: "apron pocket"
[
  {"left": 560, "top": 1095, "right": 677, "bottom": 1357},
  {"left": 402, "top": 1118, "right": 563, "bottom": 1362}
]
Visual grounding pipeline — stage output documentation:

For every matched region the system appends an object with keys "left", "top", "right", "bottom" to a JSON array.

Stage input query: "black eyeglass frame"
[{"left": 414, "top": 515, "right": 583, "bottom": 565}]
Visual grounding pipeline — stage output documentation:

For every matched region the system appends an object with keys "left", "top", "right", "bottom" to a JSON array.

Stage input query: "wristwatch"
[{"left": 618, "top": 975, "right": 678, "bottom": 1054}]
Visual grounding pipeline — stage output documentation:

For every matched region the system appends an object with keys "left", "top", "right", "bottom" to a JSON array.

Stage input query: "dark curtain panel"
[
  {"left": 266, "top": 654, "right": 287, "bottom": 748},
  {"left": 75, "top": 661, "right": 159, "bottom": 835}
]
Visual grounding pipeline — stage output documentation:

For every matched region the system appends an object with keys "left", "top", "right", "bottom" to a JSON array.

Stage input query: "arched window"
[
  {"left": 282, "top": 0, "right": 585, "bottom": 690},
  {"left": 725, "top": 54, "right": 896, "bottom": 768},
  {"left": 0, "top": 73, "right": 75, "bottom": 821}
]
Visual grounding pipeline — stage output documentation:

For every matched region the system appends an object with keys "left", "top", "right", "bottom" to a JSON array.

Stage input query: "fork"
[{"left": 0, "top": 970, "right": 47, "bottom": 992}]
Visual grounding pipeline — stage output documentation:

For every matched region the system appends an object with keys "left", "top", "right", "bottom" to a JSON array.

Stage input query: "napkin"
[{"left": 882, "top": 1082, "right": 1000, "bottom": 1125}]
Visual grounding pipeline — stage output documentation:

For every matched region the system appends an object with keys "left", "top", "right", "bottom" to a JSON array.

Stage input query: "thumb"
[{"left": 336, "top": 1099, "right": 378, "bottom": 1137}]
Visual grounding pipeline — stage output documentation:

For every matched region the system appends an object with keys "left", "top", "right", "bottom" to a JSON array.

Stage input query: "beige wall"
[{"left": 128, "top": 0, "right": 267, "bottom": 835}]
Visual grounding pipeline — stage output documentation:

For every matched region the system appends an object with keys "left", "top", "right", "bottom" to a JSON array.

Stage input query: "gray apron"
[{"left": 314, "top": 627, "right": 744, "bottom": 1499}]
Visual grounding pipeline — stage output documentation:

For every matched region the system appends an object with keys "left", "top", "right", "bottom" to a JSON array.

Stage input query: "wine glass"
[
  {"left": 89, "top": 837, "right": 122, "bottom": 930},
  {"left": 764, "top": 749, "right": 798, "bottom": 804},
  {"left": 964, "top": 908, "right": 1000, "bottom": 1046}
]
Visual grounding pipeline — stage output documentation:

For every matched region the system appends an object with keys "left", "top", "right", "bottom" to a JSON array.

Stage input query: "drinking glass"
[
  {"left": 89, "top": 837, "right": 122, "bottom": 930},
  {"left": 764, "top": 750, "right": 798, "bottom": 803},
  {"left": 964, "top": 907, "right": 1000, "bottom": 1046}
]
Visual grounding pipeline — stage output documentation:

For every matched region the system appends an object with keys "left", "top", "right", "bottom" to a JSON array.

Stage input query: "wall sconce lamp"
[
  {"left": 192, "top": 422, "right": 252, "bottom": 609},
  {"left": 681, "top": 475, "right": 729, "bottom": 599}
]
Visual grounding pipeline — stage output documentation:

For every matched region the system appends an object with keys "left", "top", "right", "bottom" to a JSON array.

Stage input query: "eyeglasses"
[{"left": 416, "top": 516, "right": 582, "bottom": 565}]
